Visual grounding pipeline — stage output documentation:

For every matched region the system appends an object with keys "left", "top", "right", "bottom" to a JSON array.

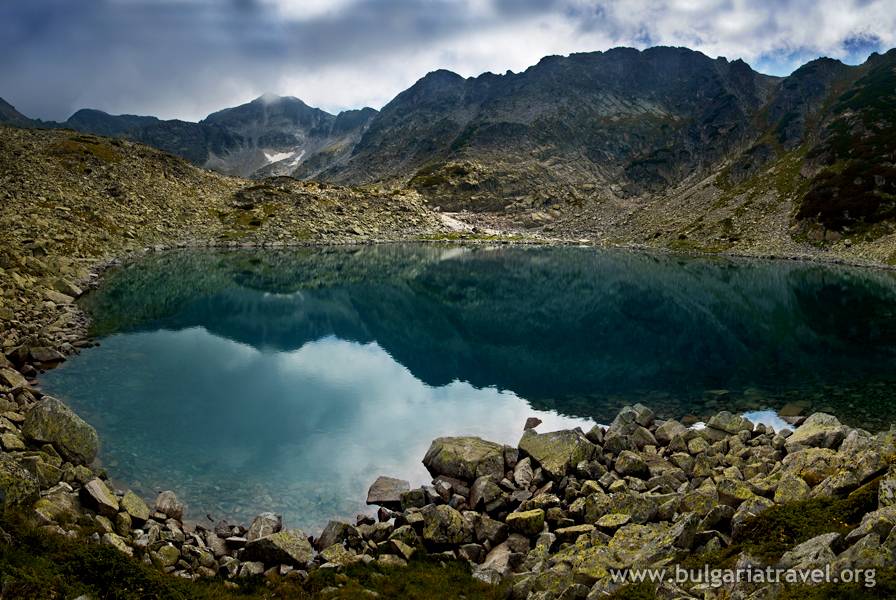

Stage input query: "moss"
[
  {"left": 0, "top": 512, "right": 504, "bottom": 600},
  {"left": 50, "top": 136, "right": 122, "bottom": 164},
  {"left": 776, "top": 567, "right": 896, "bottom": 598},
  {"left": 606, "top": 581, "right": 658, "bottom": 599}
]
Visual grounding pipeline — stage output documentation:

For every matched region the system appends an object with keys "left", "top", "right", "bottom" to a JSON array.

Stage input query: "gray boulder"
[
  {"left": 366, "top": 476, "right": 409, "bottom": 510},
  {"left": 785, "top": 413, "right": 847, "bottom": 451},
  {"left": 243, "top": 529, "right": 313, "bottom": 566},
  {"left": 518, "top": 428, "right": 596, "bottom": 479},
  {"left": 423, "top": 436, "right": 505, "bottom": 481}
]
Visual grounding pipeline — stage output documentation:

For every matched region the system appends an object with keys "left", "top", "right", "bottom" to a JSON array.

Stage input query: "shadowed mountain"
[{"left": 0, "top": 95, "right": 377, "bottom": 178}]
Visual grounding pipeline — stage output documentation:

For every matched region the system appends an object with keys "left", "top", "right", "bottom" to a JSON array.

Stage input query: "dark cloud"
[{"left": 1, "top": 0, "right": 893, "bottom": 121}]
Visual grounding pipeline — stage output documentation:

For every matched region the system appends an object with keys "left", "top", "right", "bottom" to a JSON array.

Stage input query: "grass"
[{"left": 0, "top": 512, "right": 505, "bottom": 600}]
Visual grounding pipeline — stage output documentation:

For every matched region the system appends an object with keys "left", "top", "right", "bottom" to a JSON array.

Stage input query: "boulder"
[
  {"left": 154, "top": 490, "right": 185, "bottom": 521},
  {"left": 0, "top": 454, "right": 40, "bottom": 510},
  {"left": 782, "top": 448, "right": 841, "bottom": 486},
  {"left": 469, "top": 475, "right": 503, "bottom": 511},
  {"left": 774, "top": 475, "right": 811, "bottom": 504},
  {"left": 614, "top": 451, "right": 649, "bottom": 479},
  {"left": 243, "top": 529, "right": 313, "bottom": 566},
  {"left": 706, "top": 411, "right": 754, "bottom": 435},
  {"left": 654, "top": 420, "right": 687, "bottom": 445},
  {"left": 785, "top": 413, "right": 847, "bottom": 451},
  {"left": 518, "top": 429, "right": 596, "bottom": 479},
  {"left": 316, "top": 521, "right": 363, "bottom": 550},
  {"left": 423, "top": 436, "right": 505, "bottom": 481},
  {"left": 779, "top": 532, "right": 841, "bottom": 569},
  {"left": 421, "top": 504, "right": 473, "bottom": 546},
  {"left": 81, "top": 478, "right": 119, "bottom": 517},
  {"left": 505, "top": 509, "right": 545, "bottom": 536},
  {"left": 22, "top": 397, "right": 99, "bottom": 465},
  {"left": 120, "top": 490, "right": 150, "bottom": 523},
  {"left": 365, "top": 476, "right": 409, "bottom": 510},
  {"left": 247, "top": 512, "right": 282, "bottom": 541}
]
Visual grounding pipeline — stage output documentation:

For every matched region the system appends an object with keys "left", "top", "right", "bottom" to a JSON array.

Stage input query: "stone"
[
  {"left": 316, "top": 520, "right": 362, "bottom": 551},
  {"left": 614, "top": 451, "right": 649, "bottom": 479},
  {"left": 0, "top": 368, "right": 29, "bottom": 391},
  {"left": 774, "top": 474, "right": 811, "bottom": 504},
  {"left": 101, "top": 532, "right": 132, "bottom": 556},
  {"left": 469, "top": 475, "right": 503, "bottom": 510},
  {"left": 33, "top": 485, "right": 79, "bottom": 525},
  {"left": 716, "top": 478, "right": 756, "bottom": 507},
  {"left": 785, "top": 413, "right": 847, "bottom": 451},
  {"left": 505, "top": 509, "right": 545, "bottom": 536},
  {"left": 524, "top": 417, "right": 542, "bottom": 430},
  {"left": 654, "top": 419, "right": 687, "bottom": 445},
  {"left": 707, "top": 411, "right": 754, "bottom": 435},
  {"left": 518, "top": 428, "right": 596, "bottom": 479},
  {"left": 154, "top": 491, "right": 185, "bottom": 520},
  {"left": 243, "top": 529, "right": 313, "bottom": 566},
  {"left": 782, "top": 448, "right": 841, "bottom": 486},
  {"left": 0, "top": 432, "right": 25, "bottom": 451},
  {"left": 81, "top": 478, "right": 119, "bottom": 517},
  {"left": 731, "top": 497, "right": 775, "bottom": 536},
  {"left": 120, "top": 490, "right": 151, "bottom": 523},
  {"left": 596, "top": 513, "right": 631, "bottom": 532},
  {"left": 247, "top": 512, "right": 282, "bottom": 541},
  {"left": 22, "top": 396, "right": 98, "bottom": 465},
  {"left": 29, "top": 347, "right": 65, "bottom": 363},
  {"left": 320, "top": 543, "right": 361, "bottom": 566},
  {"left": 238, "top": 561, "right": 265, "bottom": 577},
  {"left": 779, "top": 532, "right": 841, "bottom": 569},
  {"left": 365, "top": 476, "right": 409, "bottom": 510},
  {"left": 423, "top": 436, "right": 505, "bottom": 481},
  {"left": 154, "top": 544, "right": 181, "bottom": 568},
  {"left": 513, "top": 456, "right": 535, "bottom": 488},
  {"left": 0, "top": 453, "right": 40, "bottom": 510},
  {"left": 879, "top": 464, "right": 896, "bottom": 508},
  {"left": 421, "top": 504, "right": 473, "bottom": 546}
]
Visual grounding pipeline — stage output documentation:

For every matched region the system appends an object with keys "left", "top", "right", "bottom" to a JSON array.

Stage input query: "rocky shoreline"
[{"left": 3, "top": 321, "right": 896, "bottom": 600}]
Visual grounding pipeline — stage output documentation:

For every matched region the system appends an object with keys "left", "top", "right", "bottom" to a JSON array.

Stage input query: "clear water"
[{"left": 40, "top": 244, "right": 896, "bottom": 530}]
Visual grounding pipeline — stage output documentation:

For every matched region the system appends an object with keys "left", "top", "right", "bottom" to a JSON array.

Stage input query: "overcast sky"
[{"left": 1, "top": 0, "right": 893, "bottom": 122}]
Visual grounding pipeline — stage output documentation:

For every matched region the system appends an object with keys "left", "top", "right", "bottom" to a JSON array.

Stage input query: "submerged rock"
[{"left": 22, "top": 396, "right": 99, "bottom": 465}]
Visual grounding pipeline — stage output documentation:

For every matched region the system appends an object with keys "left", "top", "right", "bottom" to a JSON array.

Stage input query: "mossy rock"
[
  {"left": 0, "top": 454, "right": 40, "bottom": 511},
  {"left": 22, "top": 397, "right": 99, "bottom": 465}
]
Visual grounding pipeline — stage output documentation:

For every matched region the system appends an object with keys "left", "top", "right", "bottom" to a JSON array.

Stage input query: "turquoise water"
[{"left": 41, "top": 245, "right": 896, "bottom": 530}]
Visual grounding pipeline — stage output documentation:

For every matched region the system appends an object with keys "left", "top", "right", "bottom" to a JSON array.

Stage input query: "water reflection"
[{"left": 40, "top": 244, "right": 896, "bottom": 529}]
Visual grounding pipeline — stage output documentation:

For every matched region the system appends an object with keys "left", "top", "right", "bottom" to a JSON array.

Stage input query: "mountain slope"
[
  {"left": 1, "top": 96, "right": 377, "bottom": 178},
  {"left": 321, "top": 46, "right": 779, "bottom": 210}
]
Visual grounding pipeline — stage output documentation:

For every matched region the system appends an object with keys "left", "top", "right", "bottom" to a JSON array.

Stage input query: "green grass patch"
[{"left": 0, "top": 513, "right": 504, "bottom": 600}]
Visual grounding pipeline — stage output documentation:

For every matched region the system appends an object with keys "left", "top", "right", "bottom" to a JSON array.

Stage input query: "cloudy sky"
[{"left": 1, "top": 0, "right": 893, "bottom": 122}]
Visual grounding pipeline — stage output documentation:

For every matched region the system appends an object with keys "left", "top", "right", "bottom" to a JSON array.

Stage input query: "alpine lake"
[{"left": 40, "top": 244, "right": 896, "bottom": 531}]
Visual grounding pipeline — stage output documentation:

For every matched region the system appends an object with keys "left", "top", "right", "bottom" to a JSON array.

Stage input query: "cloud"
[{"left": 0, "top": 0, "right": 894, "bottom": 121}]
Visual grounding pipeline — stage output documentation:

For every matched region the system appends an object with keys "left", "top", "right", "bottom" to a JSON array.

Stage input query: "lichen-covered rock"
[
  {"left": 247, "top": 512, "right": 282, "bottom": 541},
  {"left": 774, "top": 474, "right": 811, "bottom": 504},
  {"left": 316, "top": 520, "right": 362, "bottom": 550},
  {"left": 243, "top": 529, "right": 313, "bottom": 566},
  {"left": 707, "top": 411, "right": 754, "bottom": 435},
  {"left": 716, "top": 478, "right": 756, "bottom": 507},
  {"left": 786, "top": 413, "right": 847, "bottom": 451},
  {"left": 782, "top": 447, "right": 841, "bottom": 486},
  {"left": 506, "top": 509, "right": 545, "bottom": 536},
  {"left": 120, "top": 490, "right": 150, "bottom": 523},
  {"left": 0, "top": 453, "right": 39, "bottom": 511},
  {"left": 518, "top": 428, "right": 596, "bottom": 479},
  {"left": 614, "top": 451, "right": 649, "bottom": 478},
  {"left": 778, "top": 532, "right": 841, "bottom": 569},
  {"left": 423, "top": 436, "right": 504, "bottom": 481},
  {"left": 879, "top": 464, "right": 896, "bottom": 508},
  {"left": 365, "top": 475, "right": 409, "bottom": 510},
  {"left": 22, "top": 396, "right": 99, "bottom": 465},
  {"left": 421, "top": 504, "right": 473, "bottom": 546}
]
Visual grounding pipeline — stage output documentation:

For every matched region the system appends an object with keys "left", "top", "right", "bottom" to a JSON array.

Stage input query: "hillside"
[{"left": 0, "top": 126, "right": 441, "bottom": 355}]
